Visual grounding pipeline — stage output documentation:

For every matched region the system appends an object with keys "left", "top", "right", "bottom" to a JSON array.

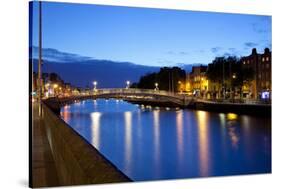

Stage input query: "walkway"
[{"left": 31, "top": 102, "right": 59, "bottom": 187}]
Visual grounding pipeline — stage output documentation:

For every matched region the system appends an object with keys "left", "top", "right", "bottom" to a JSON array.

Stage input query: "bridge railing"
[{"left": 93, "top": 88, "right": 186, "bottom": 99}]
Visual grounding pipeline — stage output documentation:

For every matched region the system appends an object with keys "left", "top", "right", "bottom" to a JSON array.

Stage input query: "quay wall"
[{"left": 41, "top": 103, "right": 131, "bottom": 186}]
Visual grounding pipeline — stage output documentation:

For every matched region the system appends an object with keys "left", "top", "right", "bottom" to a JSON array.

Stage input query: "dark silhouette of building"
[{"left": 241, "top": 48, "right": 271, "bottom": 99}]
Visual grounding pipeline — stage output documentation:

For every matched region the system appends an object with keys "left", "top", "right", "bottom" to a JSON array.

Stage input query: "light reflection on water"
[
  {"left": 91, "top": 112, "right": 101, "bottom": 150},
  {"left": 196, "top": 110, "right": 210, "bottom": 177},
  {"left": 60, "top": 99, "right": 271, "bottom": 181}
]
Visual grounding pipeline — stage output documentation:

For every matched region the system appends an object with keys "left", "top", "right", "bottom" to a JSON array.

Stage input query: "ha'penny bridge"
[{"left": 49, "top": 88, "right": 195, "bottom": 109}]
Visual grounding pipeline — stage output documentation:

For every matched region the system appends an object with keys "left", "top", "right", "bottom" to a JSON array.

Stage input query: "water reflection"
[
  {"left": 61, "top": 99, "right": 271, "bottom": 181},
  {"left": 91, "top": 112, "right": 102, "bottom": 149},
  {"left": 124, "top": 111, "right": 132, "bottom": 172},
  {"left": 61, "top": 105, "right": 70, "bottom": 123},
  {"left": 153, "top": 110, "right": 160, "bottom": 173},
  {"left": 176, "top": 110, "right": 184, "bottom": 164},
  {"left": 196, "top": 111, "right": 210, "bottom": 176},
  {"left": 226, "top": 113, "right": 239, "bottom": 149}
]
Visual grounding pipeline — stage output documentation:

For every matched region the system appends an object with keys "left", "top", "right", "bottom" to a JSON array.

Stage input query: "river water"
[{"left": 60, "top": 99, "right": 271, "bottom": 181}]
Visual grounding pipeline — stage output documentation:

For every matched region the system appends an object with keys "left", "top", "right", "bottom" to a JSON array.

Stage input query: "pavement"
[{"left": 31, "top": 102, "right": 59, "bottom": 187}]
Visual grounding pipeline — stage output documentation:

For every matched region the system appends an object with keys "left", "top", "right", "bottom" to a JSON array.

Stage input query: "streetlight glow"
[
  {"left": 126, "top": 80, "right": 130, "bottom": 89},
  {"left": 154, "top": 82, "right": 159, "bottom": 91}
]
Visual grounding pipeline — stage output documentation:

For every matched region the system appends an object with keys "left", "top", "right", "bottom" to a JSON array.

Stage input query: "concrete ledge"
[
  {"left": 42, "top": 103, "right": 131, "bottom": 187},
  {"left": 190, "top": 101, "right": 271, "bottom": 116}
]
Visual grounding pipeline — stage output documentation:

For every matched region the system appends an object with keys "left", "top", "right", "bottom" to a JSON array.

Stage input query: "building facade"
[
  {"left": 186, "top": 65, "right": 209, "bottom": 98},
  {"left": 241, "top": 48, "right": 271, "bottom": 99}
]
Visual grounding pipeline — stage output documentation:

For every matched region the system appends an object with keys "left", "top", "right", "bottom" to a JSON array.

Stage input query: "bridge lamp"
[
  {"left": 126, "top": 80, "right": 130, "bottom": 89},
  {"left": 155, "top": 82, "right": 159, "bottom": 91},
  {"left": 93, "top": 81, "right": 97, "bottom": 89}
]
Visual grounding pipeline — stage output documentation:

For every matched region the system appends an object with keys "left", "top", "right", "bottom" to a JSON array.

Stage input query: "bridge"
[
  {"left": 44, "top": 88, "right": 194, "bottom": 113},
  {"left": 91, "top": 88, "right": 193, "bottom": 106}
]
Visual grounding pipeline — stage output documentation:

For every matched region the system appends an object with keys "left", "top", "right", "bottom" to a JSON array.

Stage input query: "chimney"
[
  {"left": 264, "top": 48, "right": 270, "bottom": 54},
  {"left": 252, "top": 48, "right": 257, "bottom": 55}
]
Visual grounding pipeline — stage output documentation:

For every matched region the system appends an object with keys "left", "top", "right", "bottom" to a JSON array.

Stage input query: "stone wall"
[{"left": 42, "top": 103, "right": 131, "bottom": 186}]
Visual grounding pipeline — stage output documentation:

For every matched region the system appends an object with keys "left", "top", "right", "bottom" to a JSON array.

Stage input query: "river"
[{"left": 60, "top": 99, "right": 271, "bottom": 181}]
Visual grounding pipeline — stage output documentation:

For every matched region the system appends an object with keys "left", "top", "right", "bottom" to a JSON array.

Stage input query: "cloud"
[
  {"left": 244, "top": 42, "right": 258, "bottom": 48},
  {"left": 31, "top": 46, "right": 93, "bottom": 62},
  {"left": 211, "top": 47, "right": 222, "bottom": 53},
  {"left": 252, "top": 22, "right": 271, "bottom": 34},
  {"left": 166, "top": 51, "right": 175, "bottom": 55},
  {"left": 157, "top": 59, "right": 175, "bottom": 65},
  {"left": 252, "top": 23, "right": 268, "bottom": 34},
  {"left": 166, "top": 51, "right": 189, "bottom": 56},
  {"left": 179, "top": 51, "right": 189, "bottom": 55}
]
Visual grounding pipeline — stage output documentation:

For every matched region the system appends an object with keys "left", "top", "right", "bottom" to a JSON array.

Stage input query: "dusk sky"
[{"left": 31, "top": 1, "right": 272, "bottom": 66}]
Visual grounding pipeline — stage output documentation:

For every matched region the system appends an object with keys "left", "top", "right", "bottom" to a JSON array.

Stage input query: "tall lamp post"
[
  {"left": 154, "top": 82, "right": 159, "bottom": 91},
  {"left": 38, "top": 1, "right": 43, "bottom": 116},
  {"left": 93, "top": 81, "right": 97, "bottom": 92},
  {"left": 126, "top": 80, "right": 130, "bottom": 89}
]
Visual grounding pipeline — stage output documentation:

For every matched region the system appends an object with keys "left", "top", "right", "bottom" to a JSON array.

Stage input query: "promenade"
[
  {"left": 31, "top": 102, "right": 59, "bottom": 187},
  {"left": 31, "top": 101, "right": 130, "bottom": 187}
]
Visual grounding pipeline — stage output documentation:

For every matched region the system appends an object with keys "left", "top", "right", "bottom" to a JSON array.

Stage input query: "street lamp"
[
  {"left": 53, "top": 84, "right": 58, "bottom": 97},
  {"left": 126, "top": 80, "right": 130, "bottom": 89},
  {"left": 154, "top": 82, "right": 159, "bottom": 91},
  {"left": 93, "top": 81, "right": 97, "bottom": 92},
  {"left": 178, "top": 81, "right": 182, "bottom": 93}
]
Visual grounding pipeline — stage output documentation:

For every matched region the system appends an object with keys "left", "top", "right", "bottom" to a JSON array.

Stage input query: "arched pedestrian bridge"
[
  {"left": 91, "top": 88, "right": 193, "bottom": 106},
  {"left": 46, "top": 88, "right": 194, "bottom": 109}
]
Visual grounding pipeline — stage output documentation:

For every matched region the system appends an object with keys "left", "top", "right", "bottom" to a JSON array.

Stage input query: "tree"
[{"left": 135, "top": 67, "right": 186, "bottom": 92}]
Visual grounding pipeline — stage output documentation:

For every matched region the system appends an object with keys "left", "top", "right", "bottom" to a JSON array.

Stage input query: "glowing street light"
[
  {"left": 126, "top": 80, "right": 130, "bottom": 89},
  {"left": 232, "top": 74, "right": 236, "bottom": 79},
  {"left": 178, "top": 81, "right": 182, "bottom": 93},
  {"left": 93, "top": 81, "right": 97, "bottom": 91},
  {"left": 53, "top": 84, "right": 58, "bottom": 97},
  {"left": 154, "top": 82, "right": 159, "bottom": 91}
]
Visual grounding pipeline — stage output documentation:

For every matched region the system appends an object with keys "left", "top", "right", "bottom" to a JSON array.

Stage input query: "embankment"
[{"left": 41, "top": 102, "right": 131, "bottom": 186}]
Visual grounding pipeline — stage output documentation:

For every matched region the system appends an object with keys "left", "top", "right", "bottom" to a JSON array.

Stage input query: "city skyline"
[{"left": 31, "top": 1, "right": 272, "bottom": 67}]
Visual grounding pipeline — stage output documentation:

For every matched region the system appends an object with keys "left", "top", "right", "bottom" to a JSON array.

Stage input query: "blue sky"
[{"left": 31, "top": 1, "right": 271, "bottom": 66}]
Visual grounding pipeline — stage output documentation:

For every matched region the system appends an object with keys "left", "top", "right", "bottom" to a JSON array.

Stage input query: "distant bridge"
[
  {"left": 48, "top": 88, "right": 194, "bottom": 108},
  {"left": 91, "top": 88, "right": 193, "bottom": 106}
]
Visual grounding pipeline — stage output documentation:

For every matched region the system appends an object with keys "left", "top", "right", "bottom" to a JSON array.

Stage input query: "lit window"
[
  {"left": 266, "top": 57, "right": 269, "bottom": 61},
  {"left": 243, "top": 61, "right": 246, "bottom": 65},
  {"left": 266, "top": 81, "right": 270, "bottom": 87},
  {"left": 262, "top": 57, "right": 265, "bottom": 62}
]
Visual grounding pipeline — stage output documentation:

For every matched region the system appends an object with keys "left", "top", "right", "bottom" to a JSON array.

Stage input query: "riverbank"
[
  {"left": 189, "top": 100, "right": 271, "bottom": 116},
  {"left": 32, "top": 101, "right": 131, "bottom": 187},
  {"left": 126, "top": 98, "right": 271, "bottom": 117}
]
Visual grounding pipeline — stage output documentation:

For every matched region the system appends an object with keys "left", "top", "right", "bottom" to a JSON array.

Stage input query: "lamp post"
[
  {"left": 93, "top": 81, "right": 97, "bottom": 92},
  {"left": 53, "top": 84, "right": 58, "bottom": 97},
  {"left": 38, "top": 1, "right": 43, "bottom": 116},
  {"left": 178, "top": 81, "right": 182, "bottom": 93},
  {"left": 154, "top": 82, "right": 159, "bottom": 91},
  {"left": 126, "top": 80, "right": 130, "bottom": 89}
]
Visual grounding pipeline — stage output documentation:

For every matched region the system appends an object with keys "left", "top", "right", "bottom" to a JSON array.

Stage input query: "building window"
[
  {"left": 266, "top": 64, "right": 269, "bottom": 69},
  {"left": 262, "top": 57, "right": 265, "bottom": 62},
  {"left": 266, "top": 81, "right": 270, "bottom": 87},
  {"left": 243, "top": 61, "right": 246, "bottom": 65},
  {"left": 266, "top": 57, "right": 269, "bottom": 61}
]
